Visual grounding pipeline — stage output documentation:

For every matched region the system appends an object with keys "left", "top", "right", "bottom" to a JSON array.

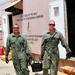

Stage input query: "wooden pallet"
[{"left": 61, "top": 66, "right": 75, "bottom": 75}]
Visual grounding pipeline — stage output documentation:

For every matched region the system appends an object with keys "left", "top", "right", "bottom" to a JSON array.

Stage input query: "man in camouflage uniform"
[
  {"left": 5, "top": 24, "right": 30, "bottom": 75},
  {"left": 41, "top": 20, "right": 71, "bottom": 75}
]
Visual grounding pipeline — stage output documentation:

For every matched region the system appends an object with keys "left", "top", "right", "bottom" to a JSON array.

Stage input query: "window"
[{"left": 54, "top": 7, "right": 59, "bottom": 16}]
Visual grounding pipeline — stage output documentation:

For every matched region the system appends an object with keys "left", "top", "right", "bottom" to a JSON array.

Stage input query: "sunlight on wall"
[{"left": 0, "top": 0, "right": 5, "bottom": 3}]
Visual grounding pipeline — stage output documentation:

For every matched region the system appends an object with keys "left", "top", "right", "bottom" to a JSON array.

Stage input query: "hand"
[
  {"left": 29, "top": 56, "right": 33, "bottom": 65},
  {"left": 5, "top": 57, "right": 9, "bottom": 64},
  {"left": 40, "top": 55, "right": 43, "bottom": 61},
  {"left": 66, "top": 52, "right": 71, "bottom": 59},
  {"left": 27, "top": 55, "right": 32, "bottom": 65},
  {"left": 39, "top": 57, "right": 43, "bottom": 61}
]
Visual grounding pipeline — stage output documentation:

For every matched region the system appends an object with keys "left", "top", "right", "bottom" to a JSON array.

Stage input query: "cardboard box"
[
  {"left": 58, "top": 58, "right": 75, "bottom": 71},
  {"left": 0, "top": 52, "right": 12, "bottom": 61},
  {"left": 61, "top": 66, "right": 75, "bottom": 75}
]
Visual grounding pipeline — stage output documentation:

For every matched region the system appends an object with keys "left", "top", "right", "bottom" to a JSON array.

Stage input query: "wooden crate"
[
  {"left": 61, "top": 66, "right": 75, "bottom": 75},
  {"left": 58, "top": 71, "right": 68, "bottom": 75},
  {"left": 58, "top": 58, "right": 75, "bottom": 71},
  {"left": 0, "top": 52, "right": 12, "bottom": 61}
]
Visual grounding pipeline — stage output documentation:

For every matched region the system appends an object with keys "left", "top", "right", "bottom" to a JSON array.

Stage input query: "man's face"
[
  {"left": 13, "top": 24, "right": 19, "bottom": 34},
  {"left": 48, "top": 20, "right": 55, "bottom": 30}
]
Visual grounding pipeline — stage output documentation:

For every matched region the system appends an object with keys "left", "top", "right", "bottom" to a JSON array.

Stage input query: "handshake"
[{"left": 66, "top": 52, "right": 71, "bottom": 59}]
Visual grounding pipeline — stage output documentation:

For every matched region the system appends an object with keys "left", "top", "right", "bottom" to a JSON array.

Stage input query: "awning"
[{"left": 5, "top": 0, "right": 23, "bottom": 16}]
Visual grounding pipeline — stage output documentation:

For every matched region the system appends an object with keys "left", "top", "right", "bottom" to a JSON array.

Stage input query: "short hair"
[
  {"left": 13, "top": 23, "right": 19, "bottom": 28},
  {"left": 49, "top": 20, "right": 55, "bottom": 25},
  {"left": 13, "top": 23, "right": 19, "bottom": 26}
]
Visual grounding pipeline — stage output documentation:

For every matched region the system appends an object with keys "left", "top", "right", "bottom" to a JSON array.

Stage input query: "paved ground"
[
  {"left": 0, "top": 57, "right": 75, "bottom": 75},
  {"left": 0, "top": 59, "right": 43, "bottom": 75},
  {"left": 0, "top": 60, "right": 16, "bottom": 75}
]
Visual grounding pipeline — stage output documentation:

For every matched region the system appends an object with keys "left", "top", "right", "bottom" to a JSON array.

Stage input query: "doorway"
[
  {"left": 8, "top": 14, "right": 13, "bottom": 34},
  {"left": 66, "top": 0, "right": 75, "bottom": 57}
]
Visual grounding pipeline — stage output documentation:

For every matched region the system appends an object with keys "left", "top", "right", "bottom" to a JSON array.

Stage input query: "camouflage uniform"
[
  {"left": 5, "top": 33, "right": 30, "bottom": 75},
  {"left": 41, "top": 29, "right": 71, "bottom": 75}
]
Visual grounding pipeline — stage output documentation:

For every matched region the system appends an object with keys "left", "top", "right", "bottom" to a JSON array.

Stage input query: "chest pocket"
[
  {"left": 19, "top": 41, "right": 24, "bottom": 47},
  {"left": 10, "top": 41, "right": 15, "bottom": 48},
  {"left": 18, "top": 38, "right": 24, "bottom": 48},
  {"left": 45, "top": 36, "right": 60, "bottom": 48},
  {"left": 51, "top": 37, "right": 59, "bottom": 43}
]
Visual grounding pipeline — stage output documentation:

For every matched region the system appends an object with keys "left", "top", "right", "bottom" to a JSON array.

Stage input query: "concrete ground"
[
  {"left": 0, "top": 60, "right": 16, "bottom": 75},
  {"left": 0, "top": 59, "right": 43, "bottom": 75},
  {"left": 0, "top": 57, "right": 75, "bottom": 75}
]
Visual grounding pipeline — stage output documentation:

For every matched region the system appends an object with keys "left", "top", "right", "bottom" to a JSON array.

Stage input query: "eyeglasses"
[{"left": 49, "top": 24, "right": 55, "bottom": 26}]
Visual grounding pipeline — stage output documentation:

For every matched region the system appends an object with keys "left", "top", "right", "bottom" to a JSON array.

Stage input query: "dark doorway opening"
[
  {"left": 66, "top": 0, "right": 75, "bottom": 57},
  {"left": 8, "top": 14, "right": 13, "bottom": 34}
]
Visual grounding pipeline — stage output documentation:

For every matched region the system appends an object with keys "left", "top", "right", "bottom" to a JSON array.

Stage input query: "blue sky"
[{"left": 0, "top": 0, "right": 5, "bottom": 3}]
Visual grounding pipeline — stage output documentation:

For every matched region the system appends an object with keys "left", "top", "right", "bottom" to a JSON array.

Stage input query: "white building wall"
[
  {"left": 22, "top": 0, "right": 50, "bottom": 54},
  {"left": 0, "top": 0, "right": 12, "bottom": 47},
  {"left": 2, "top": 15, "right": 9, "bottom": 47},
  {"left": 0, "top": 0, "right": 68, "bottom": 58},
  {"left": 22, "top": 0, "right": 67, "bottom": 58},
  {"left": 49, "top": 0, "right": 66, "bottom": 58}
]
